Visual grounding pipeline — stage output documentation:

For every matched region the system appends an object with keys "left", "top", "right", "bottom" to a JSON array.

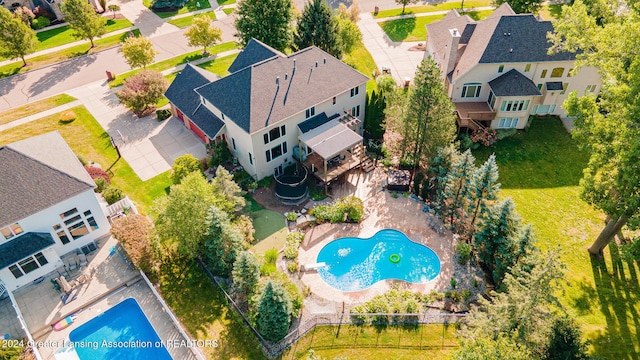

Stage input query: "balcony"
[{"left": 455, "top": 102, "right": 496, "bottom": 130}]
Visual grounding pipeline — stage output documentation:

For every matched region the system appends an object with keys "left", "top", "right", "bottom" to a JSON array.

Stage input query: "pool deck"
[{"left": 297, "top": 168, "right": 455, "bottom": 304}]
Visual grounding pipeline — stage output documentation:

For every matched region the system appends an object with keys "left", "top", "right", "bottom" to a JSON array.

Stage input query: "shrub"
[
  {"left": 470, "top": 127, "right": 498, "bottom": 147},
  {"left": 286, "top": 212, "right": 298, "bottom": 222},
  {"left": 208, "top": 141, "right": 232, "bottom": 168},
  {"left": 264, "top": 248, "right": 278, "bottom": 264},
  {"left": 33, "top": 5, "right": 56, "bottom": 21},
  {"left": 283, "top": 244, "right": 298, "bottom": 259},
  {"left": 450, "top": 277, "right": 457, "bottom": 289},
  {"left": 461, "top": 289, "right": 472, "bottom": 302},
  {"left": 459, "top": 133, "right": 474, "bottom": 150},
  {"left": 110, "top": 214, "right": 156, "bottom": 273},
  {"left": 260, "top": 262, "right": 276, "bottom": 276},
  {"left": 496, "top": 128, "right": 518, "bottom": 140},
  {"left": 103, "top": 186, "right": 124, "bottom": 204},
  {"left": 77, "top": 154, "right": 87, "bottom": 166},
  {"left": 455, "top": 241, "right": 472, "bottom": 265},
  {"left": 60, "top": 110, "right": 76, "bottom": 122},
  {"left": 151, "top": 0, "right": 189, "bottom": 10},
  {"left": 287, "top": 261, "right": 298, "bottom": 273},
  {"left": 233, "top": 214, "right": 255, "bottom": 244},
  {"left": 94, "top": 177, "right": 108, "bottom": 193},
  {"left": 445, "top": 290, "right": 461, "bottom": 303},
  {"left": 257, "top": 176, "right": 274, "bottom": 189},
  {"left": 313, "top": 196, "right": 364, "bottom": 223},
  {"left": 286, "top": 231, "right": 305, "bottom": 246},
  {"left": 170, "top": 154, "right": 202, "bottom": 184},
  {"left": 84, "top": 165, "right": 111, "bottom": 184},
  {"left": 116, "top": 70, "right": 168, "bottom": 117},
  {"left": 156, "top": 108, "right": 171, "bottom": 121},
  {"left": 31, "top": 16, "right": 50, "bottom": 30}
]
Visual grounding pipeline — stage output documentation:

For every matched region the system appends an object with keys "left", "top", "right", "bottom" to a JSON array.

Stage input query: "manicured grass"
[
  {"left": 343, "top": 41, "right": 378, "bottom": 94},
  {"left": 380, "top": 14, "right": 445, "bottom": 42},
  {"left": 159, "top": 260, "right": 264, "bottom": 359},
  {"left": 166, "top": 10, "right": 216, "bottom": 28},
  {"left": 283, "top": 324, "right": 458, "bottom": 359},
  {"left": 0, "top": 30, "right": 140, "bottom": 79},
  {"left": 217, "top": 0, "right": 235, "bottom": 5},
  {"left": 0, "top": 105, "right": 171, "bottom": 215},
  {"left": 109, "top": 41, "right": 238, "bottom": 87},
  {"left": 472, "top": 117, "right": 640, "bottom": 359},
  {"left": 373, "top": 0, "right": 491, "bottom": 18},
  {"left": 242, "top": 195, "right": 287, "bottom": 255},
  {"left": 538, "top": 4, "right": 565, "bottom": 20},
  {"left": 380, "top": 10, "right": 493, "bottom": 42},
  {"left": 222, "top": 7, "right": 234, "bottom": 15},
  {"left": 198, "top": 53, "right": 238, "bottom": 76},
  {"left": 145, "top": 0, "right": 212, "bottom": 18},
  {"left": 0, "top": 94, "right": 76, "bottom": 125}
]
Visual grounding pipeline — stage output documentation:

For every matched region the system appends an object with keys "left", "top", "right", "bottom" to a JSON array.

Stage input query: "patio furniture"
[
  {"left": 56, "top": 265, "right": 68, "bottom": 278},
  {"left": 78, "top": 253, "right": 88, "bottom": 267}
]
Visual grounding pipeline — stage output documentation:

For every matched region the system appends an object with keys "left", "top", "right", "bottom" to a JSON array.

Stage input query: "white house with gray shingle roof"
[
  {"left": 425, "top": 3, "right": 601, "bottom": 130},
  {"left": 0, "top": 132, "right": 109, "bottom": 291},
  {"left": 166, "top": 39, "right": 369, "bottom": 180}
]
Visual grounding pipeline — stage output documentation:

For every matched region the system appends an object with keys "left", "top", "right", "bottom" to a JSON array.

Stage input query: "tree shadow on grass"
[
  {"left": 589, "top": 244, "right": 640, "bottom": 359},
  {"left": 380, "top": 17, "right": 417, "bottom": 42}
]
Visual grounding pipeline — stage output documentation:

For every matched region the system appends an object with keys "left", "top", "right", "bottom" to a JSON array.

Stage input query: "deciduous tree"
[
  {"left": 184, "top": 14, "right": 222, "bottom": 55},
  {"left": 60, "top": 0, "right": 106, "bottom": 47},
  {"left": 549, "top": 0, "right": 640, "bottom": 257},
  {"left": 453, "top": 336, "right": 532, "bottom": 360},
  {"left": 170, "top": 154, "right": 202, "bottom": 184},
  {"left": 335, "top": 16, "right": 361, "bottom": 54},
  {"left": 493, "top": 0, "right": 543, "bottom": 14},
  {"left": 253, "top": 280, "right": 292, "bottom": 341},
  {"left": 110, "top": 214, "right": 156, "bottom": 273},
  {"left": 395, "top": 0, "right": 417, "bottom": 14},
  {"left": 294, "top": 0, "right": 342, "bottom": 58},
  {"left": 235, "top": 0, "right": 294, "bottom": 52},
  {"left": 120, "top": 35, "right": 157, "bottom": 69},
  {"left": 0, "top": 7, "right": 38, "bottom": 66},
  {"left": 116, "top": 70, "right": 168, "bottom": 116},
  {"left": 108, "top": 4, "right": 120, "bottom": 19}
]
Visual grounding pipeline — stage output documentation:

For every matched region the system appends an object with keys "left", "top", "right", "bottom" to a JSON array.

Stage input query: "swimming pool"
[
  {"left": 68, "top": 298, "right": 172, "bottom": 360},
  {"left": 316, "top": 229, "right": 441, "bottom": 292}
]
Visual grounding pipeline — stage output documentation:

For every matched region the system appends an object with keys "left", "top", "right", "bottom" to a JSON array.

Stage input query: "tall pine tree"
[
  {"left": 294, "top": 0, "right": 342, "bottom": 58},
  {"left": 232, "top": 251, "right": 260, "bottom": 304},
  {"left": 443, "top": 149, "right": 476, "bottom": 229},
  {"left": 235, "top": 0, "right": 294, "bottom": 52},
  {"left": 254, "top": 280, "right": 292, "bottom": 342},
  {"left": 467, "top": 154, "right": 500, "bottom": 238},
  {"left": 203, "top": 206, "right": 245, "bottom": 276}
]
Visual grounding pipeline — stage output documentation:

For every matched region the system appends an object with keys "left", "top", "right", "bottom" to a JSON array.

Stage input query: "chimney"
[{"left": 444, "top": 28, "right": 461, "bottom": 77}]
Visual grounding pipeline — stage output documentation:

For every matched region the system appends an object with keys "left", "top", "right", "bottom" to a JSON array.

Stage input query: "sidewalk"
[
  {"left": 0, "top": 100, "right": 81, "bottom": 132},
  {"left": 372, "top": 6, "right": 494, "bottom": 22},
  {"left": 109, "top": 0, "right": 180, "bottom": 38}
]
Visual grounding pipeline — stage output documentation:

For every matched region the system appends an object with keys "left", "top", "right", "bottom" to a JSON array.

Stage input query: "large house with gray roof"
[
  {"left": 0, "top": 132, "right": 109, "bottom": 292},
  {"left": 165, "top": 39, "right": 369, "bottom": 180},
  {"left": 425, "top": 3, "right": 601, "bottom": 130}
]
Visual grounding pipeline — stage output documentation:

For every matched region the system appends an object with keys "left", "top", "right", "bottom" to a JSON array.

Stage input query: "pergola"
[{"left": 298, "top": 119, "right": 363, "bottom": 193}]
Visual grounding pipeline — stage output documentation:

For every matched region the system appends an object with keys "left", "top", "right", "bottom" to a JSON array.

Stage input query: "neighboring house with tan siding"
[{"left": 425, "top": 3, "right": 601, "bottom": 130}]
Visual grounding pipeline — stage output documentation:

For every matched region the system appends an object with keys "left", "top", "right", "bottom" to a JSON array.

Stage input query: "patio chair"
[
  {"left": 78, "top": 254, "right": 88, "bottom": 267},
  {"left": 56, "top": 265, "right": 68, "bottom": 278},
  {"left": 66, "top": 259, "right": 77, "bottom": 272}
]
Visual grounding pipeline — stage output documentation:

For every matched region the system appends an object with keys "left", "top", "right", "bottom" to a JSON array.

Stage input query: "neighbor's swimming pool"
[
  {"left": 68, "top": 298, "right": 172, "bottom": 360},
  {"left": 316, "top": 229, "right": 441, "bottom": 292}
]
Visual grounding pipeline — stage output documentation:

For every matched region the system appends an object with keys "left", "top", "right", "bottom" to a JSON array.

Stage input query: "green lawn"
[
  {"left": 166, "top": 10, "right": 216, "bottom": 28},
  {"left": 283, "top": 324, "right": 458, "bottom": 359},
  {"left": 242, "top": 196, "right": 287, "bottom": 255},
  {"left": 109, "top": 41, "right": 238, "bottom": 87},
  {"left": 380, "top": 10, "right": 493, "bottom": 42},
  {"left": 472, "top": 117, "right": 640, "bottom": 359},
  {"left": 0, "top": 30, "right": 140, "bottom": 79},
  {"left": 0, "top": 105, "right": 171, "bottom": 215},
  {"left": 198, "top": 53, "right": 238, "bottom": 76},
  {"left": 343, "top": 41, "right": 378, "bottom": 94},
  {"left": 159, "top": 260, "right": 264, "bottom": 359},
  {"left": 373, "top": 0, "right": 491, "bottom": 18},
  {"left": 145, "top": 0, "right": 212, "bottom": 18},
  {"left": 222, "top": 7, "right": 234, "bottom": 15},
  {"left": 538, "top": 4, "right": 565, "bottom": 20},
  {"left": 217, "top": 0, "right": 236, "bottom": 5},
  {"left": 0, "top": 94, "right": 76, "bottom": 125}
]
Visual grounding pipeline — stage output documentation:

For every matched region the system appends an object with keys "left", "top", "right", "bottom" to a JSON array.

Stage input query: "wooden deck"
[
  {"left": 302, "top": 148, "right": 362, "bottom": 183},
  {"left": 455, "top": 102, "right": 496, "bottom": 130}
]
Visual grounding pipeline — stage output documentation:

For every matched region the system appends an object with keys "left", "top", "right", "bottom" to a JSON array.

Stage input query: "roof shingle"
[
  {"left": 227, "top": 38, "right": 282, "bottom": 74},
  {"left": 488, "top": 69, "right": 542, "bottom": 96},
  {"left": 0, "top": 232, "right": 56, "bottom": 269}
]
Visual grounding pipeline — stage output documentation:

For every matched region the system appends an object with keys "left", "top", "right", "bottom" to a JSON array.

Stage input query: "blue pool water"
[
  {"left": 69, "top": 298, "right": 172, "bottom": 360},
  {"left": 317, "top": 229, "right": 441, "bottom": 292}
]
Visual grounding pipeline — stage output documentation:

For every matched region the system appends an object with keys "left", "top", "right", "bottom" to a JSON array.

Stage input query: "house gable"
[
  {"left": 488, "top": 69, "right": 541, "bottom": 96},
  {"left": 0, "top": 233, "right": 55, "bottom": 270},
  {"left": 227, "top": 38, "right": 282, "bottom": 74}
]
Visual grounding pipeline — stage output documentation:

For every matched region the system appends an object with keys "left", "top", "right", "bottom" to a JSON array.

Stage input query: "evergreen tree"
[
  {"left": 232, "top": 251, "right": 260, "bottom": 303},
  {"left": 428, "top": 145, "right": 461, "bottom": 212},
  {"left": 209, "top": 166, "right": 245, "bottom": 215},
  {"left": 121, "top": 35, "right": 158, "bottom": 69},
  {"left": 453, "top": 335, "right": 532, "bottom": 360},
  {"left": 184, "top": 14, "right": 222, "bottom": 55},
  {"left": 475, "top": 198, "right": 533, "bottom": 286},
  {"left": 364, "top": 90, "right": 386, "bottom": 139},
  {"left": 294, "top": 0, "right": 341, "bottom": 58},
  {"left": 0, "top": 7, "right": 38, "bottom": 66},
  {"left": 385, "top": 58, "right": 456, "bottom": 174},
  {"left": 545, "top": 316, "right": 590, "bottom": 360},
  {"left": 443, "top": 149, "right": 476, "bottom": 229},
  {"left": 235, "top": 0, "right": 294, "bottom": 52},
  {"left": 170, "top": 154, "right": 202, "bottom": 184},
  {"left": 467, "top": 154, "right": 500, "bottom": 237},
  {"left": 60, "top": 0, "right": 106, "bottom": 47},
  {"left": 203, "top": 205, "right": 245, "bottom": 276},
  {"left": 254, "top": 280, "right": 292, "bottom": 342}
]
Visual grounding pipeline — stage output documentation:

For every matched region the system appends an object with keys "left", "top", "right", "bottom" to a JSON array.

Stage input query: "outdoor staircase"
[{"left": 354, "top": 143, "right": 375, "bottom": 173}]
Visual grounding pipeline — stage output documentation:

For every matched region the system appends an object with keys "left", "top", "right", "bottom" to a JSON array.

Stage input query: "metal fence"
[{"left": 197, "top": 259, "right": 466, "bottom": 359}]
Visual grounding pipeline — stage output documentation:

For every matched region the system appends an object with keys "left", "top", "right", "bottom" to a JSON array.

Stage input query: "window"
[
  {"left": 568, "top": 68, "right": 573, "bottom": 77},
  {"left": 350, "top": 86, "right": 359, "bottom": 97},
  {"left": 525, "top": 64, "right": 531, "bottom": 72},
  {"left": 498, "top": 64, "right": 504, "bottom": 73},
  {"left": 560, "top": 83, "right": 568, "bottom": 94},
  {"left": 9, "top": 252, "right": 48, "bottom": 278},
  {"left": 487, "top": 90, "right": 496, "bottom": 110},
  {"left": 34, "top": 252, "right": 48, "bottom": 267},
  {"left": 248, "top": 152, "right": 253, "bottom": 165},
  {"left": 550, "top": 67, "right": 564, "bottom": 78},
  {"left": 499, "top": 100, "right": 529, "bottom": 112},
  {"left": 221, "top": 113, "right": 225, "bottom": 120},
  {"left": 1, "top": 223, "right": 23, "bottom": 240},
  {"left": 68, "top": 222, "right": 89, "bottom": 240},
  {"left": 269, "top": 127, "right": 281, "bottom": 143},
  {"left": 305, "top": 107, "right": 316, "bottom": 118},
  {"left": 461, "top": 83, "right": 481, "bottom": 98},
  {"left": 332, "top": 96, "right": 336, "bottom": 105},
  {"left": 586, "top": 84, "right": 597, "bottom": 94},
  {"left": 9, "top": 265, "right": 23, "bottom": 279},
  {"left": 263, "top": 133, "right": 269, "bottom": 144},
  {"left": 540, "top": 69, "right": 547, "bottom": 78},
  {"left": 232, "top": 138, "right": 236, "bottom": 150},
  {"left": 265, "top": 150, "right": 271, "bottom": 162},
  {"left": 498, "top": 118, "right": 519, "bottom": 128},
  {"left": 351, "top": 105, "right": 361, "bottom": 117},
  {"left": 60, "top": 208, "right": 78, "bottom": 219},
  {"left": 266, "top": 142, "right": 287, "bottom": 162},
  {"left": 537, "top": 83, "right": 543, "bottom": 90},
  {"left": 54, "top": 209, "right": 98, "bottom": 244}
]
